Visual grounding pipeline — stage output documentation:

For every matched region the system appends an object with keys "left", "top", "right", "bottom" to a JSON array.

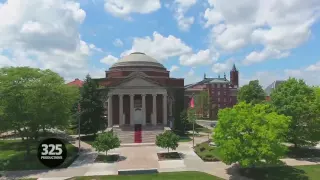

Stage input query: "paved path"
[{"left": 2, "top": 136, "right": 320, "bottom": 180}]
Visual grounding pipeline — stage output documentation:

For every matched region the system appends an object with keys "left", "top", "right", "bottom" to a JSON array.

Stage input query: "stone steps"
[{"left": 113, "top": 126, "right": 164, "bottom": 144}]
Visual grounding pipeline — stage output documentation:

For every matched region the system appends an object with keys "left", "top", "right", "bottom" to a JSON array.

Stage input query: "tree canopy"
[
  {"left": 270, "top": 78, "right": 320, "bottom": 147},
  {"left": 76, "top": 74, "right": 107, "bottom": 135},
  {"left": 213, "top": 102, "right": 291, "bottom": 167},
  {"left": 0, "top": 67, "right": 79, "bottom": 154},
  {"left": 92, "top": 131, "right": 120, "bottom": 155},
  {"left": 156, "top": 131, "right": 179, "bottom": 153},
  {"left": 237, "top": 80, "right": 266, "bottom": 104},
  {"left": 194, "top": 90, "right": 209, "bottom": 118}
]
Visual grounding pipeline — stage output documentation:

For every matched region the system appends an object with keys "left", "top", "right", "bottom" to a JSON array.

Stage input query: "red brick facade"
[{"left": 185, "top": 65, "right": 239, "bottom": 120}]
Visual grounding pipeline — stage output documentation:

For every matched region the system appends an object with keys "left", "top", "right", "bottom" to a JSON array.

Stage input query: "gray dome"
[{"left": 111, "top": 52, "right": 165, "bottom": 68}]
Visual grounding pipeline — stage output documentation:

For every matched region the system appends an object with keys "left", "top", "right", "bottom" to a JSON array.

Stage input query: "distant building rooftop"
[
  {"left": 264, "top": 80, "right": 286, "bottom": 96},
  {"left": 67, "top": 78, "right": 83, "bottom": 87},
  {"left": 185, "top": 77, "right": 230, "bottom": 89}
]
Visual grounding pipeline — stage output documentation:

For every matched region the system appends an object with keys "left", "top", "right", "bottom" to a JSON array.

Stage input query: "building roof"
[
  {"left": 111, "top": 52, "right": 165, "bottom": 69},
  {"left": 264, "top": 80, "right": 285, "bottom": 96},
  {"left": 67, "top": 78, "right": 83, "bottom": 87},
  {"left": 185, "top": 77, "right": 230, "bottom": 88}
]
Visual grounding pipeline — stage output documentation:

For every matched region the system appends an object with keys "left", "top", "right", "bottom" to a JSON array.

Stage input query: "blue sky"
[{"left": 0, "top": 0, "right": 319, "bottom": 87}]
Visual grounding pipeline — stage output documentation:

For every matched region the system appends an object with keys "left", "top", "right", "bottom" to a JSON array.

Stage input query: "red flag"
[{"left": 190, "top": 97, "right": 195, "bottom": 108}]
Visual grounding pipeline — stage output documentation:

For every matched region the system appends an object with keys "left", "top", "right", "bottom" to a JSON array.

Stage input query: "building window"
[
  {"left": 217, "top": 84, "right": 220, "bottom": 88},
  {"left": 218, "top": 104, "right": 221, "bottom": 108},
  {"left": 223, "top": 84, "right": 226, "bottom": 88},
  {"left": 224, "top": 91, "right": 227, "bottom": 95},
  {"left": 218, "top": 91, "right": 220, "bottom": 95},
  {"left": 218, "top": 97, "right": 220, "bottom": 102}
]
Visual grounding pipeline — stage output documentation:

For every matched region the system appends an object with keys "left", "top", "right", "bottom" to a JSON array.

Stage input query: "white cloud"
[
  {"left": 305, "top": 61, "right": 320, "bottom": 72},
  {"left": 240, "top": 61, "right": 320, "bottom": 88},
  {"left": 203, "top": 0, "right": 320, "bottom": 64},
  {"left": 113, "top": 38, "right": 124, "bottom": 47},
  {"left": 185, "top": 67, "right": 202, "bottom": 85},
  {"left": 243, "top": 48, "right": 290, "bottom": 65},
  {"left": 169, "top": 65, "right": 180, "bottom": 72},
  {"left": 0, "top": 0, "right": 102, "bottom": 81},
  {"left": 179, "top": 49, "right": 218, "bottom": 66},
  {"left": 212, "top": 58, "right": 234, "bottom": 74},
  {"left": 172, "top": 0, "right": 197, "bottom": 31},
  {"left": 104, "top": 0, "right": 161, "bottom": 18},
  {"left": 100, "top": 55, "right": 118, "bottom": 65},
  {"left": 122, "top": 32, "right": 192, "bottom": 60},
  {"left": 187, "top": 68, "right": 195, "bottom": 76}
]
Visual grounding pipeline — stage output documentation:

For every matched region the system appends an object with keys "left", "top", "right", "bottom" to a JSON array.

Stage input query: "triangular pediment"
[{"left": 117, "top": 77, "right": 160, "bottom": 87}]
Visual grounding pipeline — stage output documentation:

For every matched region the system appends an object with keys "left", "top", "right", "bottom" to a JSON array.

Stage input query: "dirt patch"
[
  {"left": 94, "top": 154, "right": 119, "bottom": 163},
  {"left": 157, "top": 152, "right": 181, "bottom": 161}
]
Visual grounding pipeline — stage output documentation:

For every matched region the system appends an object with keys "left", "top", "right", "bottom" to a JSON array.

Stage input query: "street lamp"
[{"left": 78, "top": 103, "right": 81, "bottom": 154}]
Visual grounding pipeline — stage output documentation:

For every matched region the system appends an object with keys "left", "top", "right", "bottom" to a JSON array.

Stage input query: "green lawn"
[
  {"left": 178, "top": 135, "right": 192, "bottom": 142},
  {"left": 0, "top": 139, "right": 78, "bottom": 171},
  {"left": 194, "top": 142, "right": 221, "bottom": 161},
  {"left": 69, "top": 171, "right": 223, "bottom": 180},
  {"left": 285, "top": 146, "right": 320, "bottom": 158},
  {"left": 240, "top": 165, "right": 320, "bottom": 180},
  {"left": 194, "top": 124, "right": 212, "bottom": 134}
]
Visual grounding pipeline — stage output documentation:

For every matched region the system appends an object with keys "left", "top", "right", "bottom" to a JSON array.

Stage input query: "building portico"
[{"left": 107, "top": 92, "right": 168, "bottom": 127}]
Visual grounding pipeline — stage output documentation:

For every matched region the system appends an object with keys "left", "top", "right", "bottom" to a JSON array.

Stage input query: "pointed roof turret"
[
  {"left": 204, "top": 73, "right": 206, "bottom": 79},
  {"left": 231, "top": 63, "right": 237, "bottom": 71}
]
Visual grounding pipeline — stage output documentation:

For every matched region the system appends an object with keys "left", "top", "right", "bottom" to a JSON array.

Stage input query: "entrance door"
[{"left": 133, "top": 108, "right": 143, "bottom": 124}]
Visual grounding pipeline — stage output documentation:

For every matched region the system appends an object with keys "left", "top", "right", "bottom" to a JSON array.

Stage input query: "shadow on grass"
[
  {"left": 0, "top": 140, "right": 78, "bottom": 171},
  {"left": 227, "top": 163, "right": 310, "bottom": 180},
  {"left": 285, "top": 147, "right": 320, "bottom": 162}
]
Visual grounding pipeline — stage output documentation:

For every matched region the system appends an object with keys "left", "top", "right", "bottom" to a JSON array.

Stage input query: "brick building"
[
  {"left": 67, "top": 52, "right": 184, "bottom": 143},
  {"left": 185, "top": 64, "right": 239, "bottom": 119},
  {"left": 264, "top": 80, "right": 285, "bottom": 101}
]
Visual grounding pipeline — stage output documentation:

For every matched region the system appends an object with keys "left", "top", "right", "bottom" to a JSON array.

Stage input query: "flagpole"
[
  {"left": 192, "top": 93, "right": 195, "bottom": 149},
  {"left": 78, "top": 102, "right": 81, "bottom": 154}
]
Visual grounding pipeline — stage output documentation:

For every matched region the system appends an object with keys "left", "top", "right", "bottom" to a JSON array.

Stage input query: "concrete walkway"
[{"left": 2, "top": 136, "right": 320, "bottom": 180}]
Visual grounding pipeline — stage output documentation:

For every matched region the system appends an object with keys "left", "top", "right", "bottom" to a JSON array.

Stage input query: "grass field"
[
  {"left": 240, "top": 165, "right": 320, "bottom": 180},
  {"left": 0, "top": 139, "right": 78, "bottom": 171},
  {"left": 194, "top": 142, "right": 221, "bottom": 162},
  {"left": 69, "top": 171, "right": 223, "bottom": 180}
]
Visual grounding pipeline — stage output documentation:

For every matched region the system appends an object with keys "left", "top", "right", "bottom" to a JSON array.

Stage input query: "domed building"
[{"left": 88, "top": 52, "right": 184, "bottom": 143}]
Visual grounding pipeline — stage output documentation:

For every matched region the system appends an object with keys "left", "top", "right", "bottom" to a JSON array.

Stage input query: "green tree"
[
  {"left": 313, "top": 86, "right": 320, "bottom": 100},
  {"left": 156, "top": 131, "right": 179, "bottom": 153},
  {"left": 92, "top": 131, "right": 120, "bottom": 155},
  {"left": 195, "top": 91, "right": 209, "bottom": 118},
  {"left": 270, "top": 78, "right": 320, "bottom": 147},
  {"left": 213, "top": 102, "right": 291, "bottom": 167},
  {"left": 77, "top": 74, "right": 106, "bottom": 135},
  {"left": 180, "top": 110, "right": 189, "bottom": 134},
  {"left": 0, "top": 67, "right": 79, "bottom": 154},
  {"left": 238, "top": 80, "right": 266, "bottom": 104}
]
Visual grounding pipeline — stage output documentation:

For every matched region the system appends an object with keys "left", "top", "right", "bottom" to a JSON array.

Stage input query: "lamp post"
[{"left": 78, "top": 102, "right": 81, "bottom": 154}]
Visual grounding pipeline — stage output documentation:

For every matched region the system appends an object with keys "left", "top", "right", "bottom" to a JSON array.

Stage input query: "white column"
[
  {"left": 152, "top": 94, "right": 157, "bottom": 125},
  {"left": 142, "top": 94, "right": 146, "bottom": 125},
  {"left": 163, "top": 94, "right": 167, "bottom": 126},
  {"left": 119, "top": 94, "right": 123, "bottom": 125},
  {"left": 130, "top": 94, "right": 134, "bottom": 125},
  {"left": 107, "top": 94, "right": 112, "bottom": 127}
]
